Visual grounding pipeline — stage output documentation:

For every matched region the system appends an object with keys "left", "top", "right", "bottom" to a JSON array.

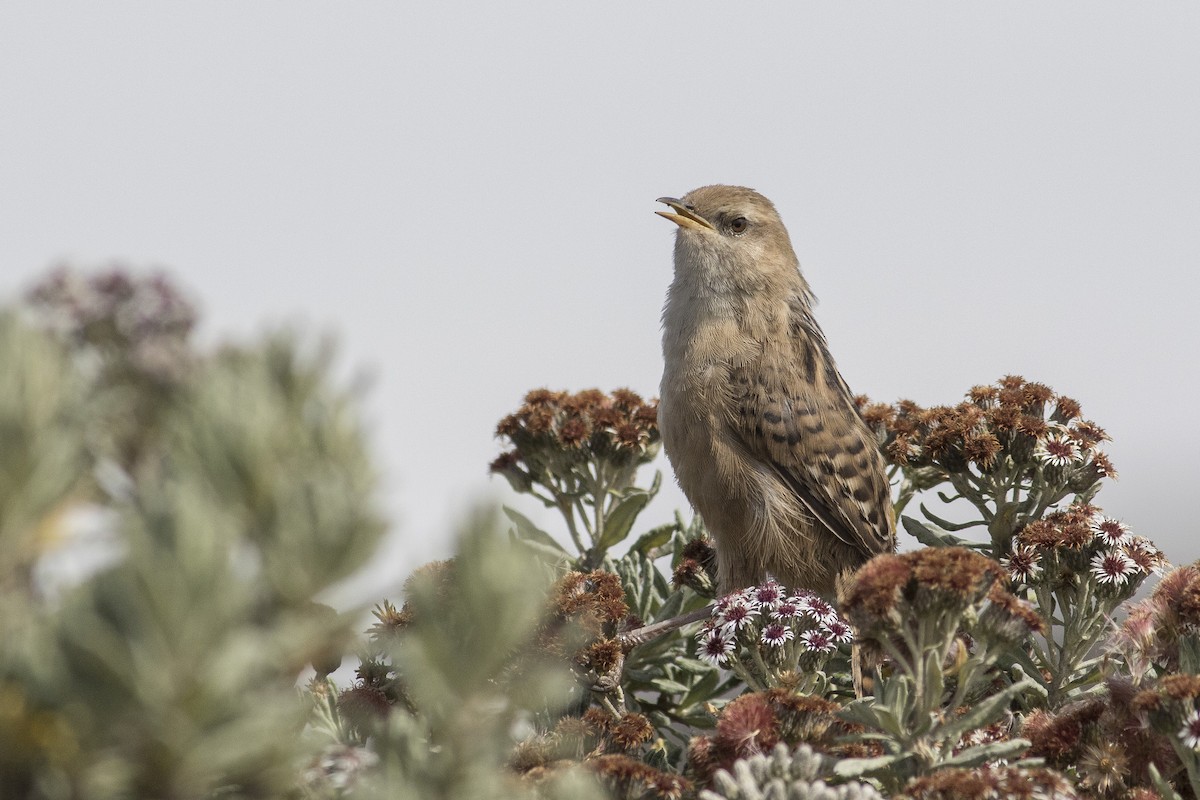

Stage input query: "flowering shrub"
[
  {"left": 4, "top": 269, "right": 1200, "bottom": 800},
  {"left": 694, "top": 582, "right": 853, "bottom": 695},
  {"left": 858, "top": 376, "right": 1115, "bottom": 557}
]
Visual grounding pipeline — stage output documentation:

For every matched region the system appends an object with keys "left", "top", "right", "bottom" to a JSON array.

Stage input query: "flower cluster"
[
  {"left": 695, "top": 582, "right": 853, "bottom": 692},
  {"left": 491, "top": 388, "right": 662, "bottom": 565},
  {"left": 337, "top": 562, "right": 464, "bottom": 734},
  {"left": 1023, "top": 686, "right": 1177, "bottom": 798},
  {"left": 897, "top": 764, "right": 1079, "bottom": 800},
  {"left": 586, "top": 753, "right": 691, "bottom": 800},
  {"left": 542, "top": 569, "right": 632, "bottom": 692},
  {"left": 686, "top": 690, "right": 872, "bottom": 788},
  {"left": 832, "top": 548, "right": 1046, "bottom": 788},
  {"left": 22, "top": 268, "right": 200, "bottom": 478},
  {"left": 26, "top": 267, "right": 197, "bottom": 385},
  {"left": 492, "top": 388, "right": 660, "bottom": 488},
  {"left": 859, "top": 375, "right": 1112, "bottom": 478},
  {"left": 843, "top": 547, "right": 1039, "bottom": 652},
  {"left": 995, "top": 505, "right": 1166, "bottom": 706},
  {"left": 1127, "top": 674, "right": 1200, "bottom": 790},
  {"left": 858, "top": 376, "right": 1116, "bottom": 558},
  {"left": 1006, "top": 505, "right": 1166, "bottom": 592}
]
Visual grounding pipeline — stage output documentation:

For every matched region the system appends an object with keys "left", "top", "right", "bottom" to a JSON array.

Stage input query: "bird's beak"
[{"left": 655, "top": 197, "right": 716, "bottom": 232}]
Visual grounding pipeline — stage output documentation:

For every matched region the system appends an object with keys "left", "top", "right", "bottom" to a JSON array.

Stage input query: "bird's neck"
[{"left": 664, "top": 255, "right": 812, "bottom": 334}]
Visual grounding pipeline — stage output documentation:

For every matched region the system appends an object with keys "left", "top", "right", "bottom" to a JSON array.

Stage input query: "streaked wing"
[{"left": 728, "top": 301, "right": 893, "bottom": 558}]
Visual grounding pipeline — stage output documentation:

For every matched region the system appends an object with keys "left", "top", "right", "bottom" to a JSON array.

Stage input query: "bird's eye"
[{"left": 729, "top": 217, "right": 749, "bottom": 235}]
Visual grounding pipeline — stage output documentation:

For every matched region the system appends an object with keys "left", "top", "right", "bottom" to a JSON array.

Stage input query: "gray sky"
[{"left": 2, "top": 4, "right": 1198, "bottom": 601}]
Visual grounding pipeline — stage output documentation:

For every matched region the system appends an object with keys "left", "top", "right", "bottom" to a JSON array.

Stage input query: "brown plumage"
[{"left": 657, "top": 185, "right": 895, "bottom": 598}]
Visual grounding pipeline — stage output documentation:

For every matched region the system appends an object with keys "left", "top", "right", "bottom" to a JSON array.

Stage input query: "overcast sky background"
[{"left": 2, "top": 4, "right": 1198, "bottom": 602}]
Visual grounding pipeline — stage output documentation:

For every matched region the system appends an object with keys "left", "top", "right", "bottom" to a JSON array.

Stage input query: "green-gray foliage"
[
  {"left": 1, "top": 280, "right": 385, "bottom": 798},
  {"left": 699, "top": 744, "right": 882, "bottom": 800},
  {"left": 316, "top": 509, "right": 605, "bottom": 800}
]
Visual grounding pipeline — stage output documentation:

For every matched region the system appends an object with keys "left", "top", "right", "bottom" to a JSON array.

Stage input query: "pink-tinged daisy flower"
[
  {"left": 801, "top": 596, "right": 836, "bottom": 623},
  {"left": 800, "top": 628, "right": 836, "bottom": 653},
  {"left": 713, "top": 594, "right": 733, "bottom": 615},
  {"left": 717, "top": 597, "right": 760, "bottom": 633},
  {"left": 771, "top": 600, "right": 802, "bottom": 620},
  {"left": 714, "top": 590, "right": 744, "bottom": 613},
  {"left": 1090, "top": 516, "right": 1132, "bottom": 547},
  {"left": 1091, "top": 550, "right": 1138, "bottom": 586},
  {"left": 824, "top": 618, "right": 854, "bottom": 644},
  {"left": 1002, "top": 545, "right": 1043, "bottom": 584},
  {"left": 697, "top": 628, "right": 735, "bottom": 666},
  {"left": 751, "top": 580, "right": 785, "bottom": 610},
  {"left": 760, "top": 623, "right": 794, "bottom": 647},
  {"left": 714, "top": 590, "right": 759, "bottom": 616},
  {"left": 1035, "top": 432, "right": 1079, "bottom": 468},
  {"left": 788, "top": 592, "right": 814, "bottom": 609},
  {"left": 1180, "top": 709, "right": 1200, "bottom": 750}
]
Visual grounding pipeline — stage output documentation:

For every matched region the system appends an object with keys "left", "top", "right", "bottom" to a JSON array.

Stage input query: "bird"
[{"left": 656, "top": 185, "right": 895, "bottom": 600}]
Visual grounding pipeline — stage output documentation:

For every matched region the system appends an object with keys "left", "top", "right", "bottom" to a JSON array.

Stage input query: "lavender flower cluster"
[{"left": 696, "top": 581, "right": 852, "bottom": 668}]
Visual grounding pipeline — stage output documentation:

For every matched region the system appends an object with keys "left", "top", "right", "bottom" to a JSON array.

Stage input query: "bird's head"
[{"left": 656, "top": 185, "right": 803, "bottom": 290}]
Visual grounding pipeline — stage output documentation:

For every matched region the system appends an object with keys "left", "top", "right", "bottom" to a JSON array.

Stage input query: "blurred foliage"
[
  {"left": 4, "top": 268, "right": 1200, "bottom": 800},
  {"left": 697, "top": 743, "right": 881, "bottom": 800},
  {"left": 1, "top": 270, "right": 383, "bottom": 798}
]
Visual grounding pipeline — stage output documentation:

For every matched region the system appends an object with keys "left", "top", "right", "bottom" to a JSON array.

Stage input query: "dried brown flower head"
[
  {"left": 764, "top": 689, "right": 847, "bottom": 745},
  {"left": 909, "top": 547, "right": 1003, "bottom": 609},
  {"left": 551, "top": 570, "right": 629, "bottom": 634},
  {"left": 842, "top": 553, "right": 911, "bottom": 629},
  {"left": 844, "top": 548, "right": 1004, "bottom": 632},
  {"left": 685, "top": 735, "right": 715, "bottom": 784},
  {"left": 402, "top": 559, "right": 457, "bottom": 605},
  {"left": 552, "top": 715, "right": 599, "bottom": 758},
  {"left": 510, "top": 737, "right": 555, "bottom": 774},
  {"left": 714, "top": 692, "right": 780, "bottom": 758},
  {"left": 337, "top": 683, "right": 392, "bottom": 734},
  {"left": 979, "top": 583, "right": 1046, "bottom": 644},
  {"left": 579, "top": 639, "right": 623, "bottom": 677},
  {"left": 491, "top": 388, "right": 662, "bottom": 494},
  {"left": 609, "top": 712, "right": 655, "bottom": 751},
  {"left": 900, "top": 765, "right": 1078, "bottom": 800},
  {"left": 588, "top": 754, "right": 691, "bottom": 800},
  {"left": 366, "top": 599, "right": 413, "bottom": 644},
  {"left": 1014, "top": 504, "right": 1097, "bottom": 554},
  {"left": 859, "top": 376, "right": 1115, "bottom": 495},
  {"left": 1023, "top": 699, "right": 1103, "bottom": 767},
  {"left": 1159, "top": 673, "right": 1200, "bottom": 701}
]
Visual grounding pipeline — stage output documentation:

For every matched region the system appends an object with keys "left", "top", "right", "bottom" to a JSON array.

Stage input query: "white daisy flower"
[
  {"left": 823, "top": 618, "right": 855, "bottom": 644},
  {"left": 760, "top": 623, "right": 794, "bottom": 647},
  {"left": 697, "top": 627, "right": 735, "bottom": 666},
  {"left": 716, "top": 596, "right": 760, "bottom": 633},
  {"left": 1090, "top": 550, "right": 1138, "bottom": 587},
  {"left": 799, "top": 628, "right": 836, "bottom": 653},
  {"left": 1180, "top": 708, "right": 1200, "bottom": 750},
  {"left": 1002, "top": 545, "right": 1043, "bottom": 584},
  {"left": 771, "top": 600, "right": 803, "bottom": 620},
  {"left": 1090, "top": 516, "right": 1132, "bottom": 547},
  {"left": 1035, "top": 432, "right": 1080, "bottom": 468},
  {"left": 750, "top": 580, "right": 786, "bottom": 610}
]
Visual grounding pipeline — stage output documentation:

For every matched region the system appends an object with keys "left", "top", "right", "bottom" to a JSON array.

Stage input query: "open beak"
[{"left": 655, "top": 197, "right": 716, "bottom": 232}]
